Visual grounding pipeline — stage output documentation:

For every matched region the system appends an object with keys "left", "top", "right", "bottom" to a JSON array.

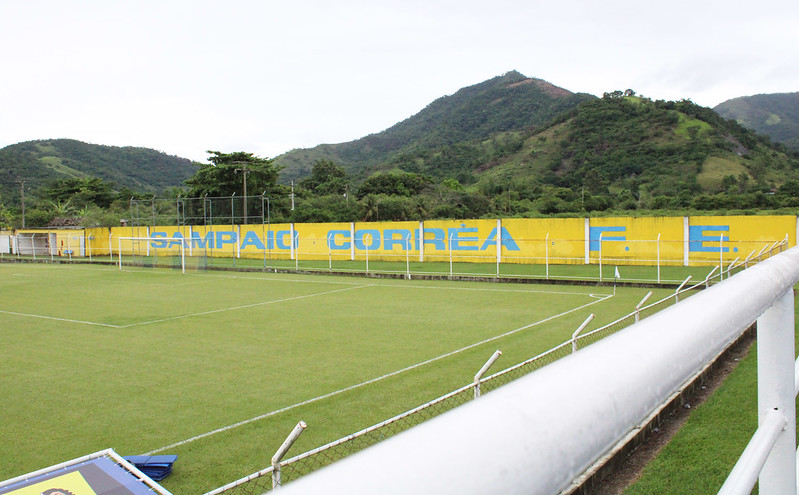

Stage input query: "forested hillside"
[
  {"left": 3, "top": 76, "right": 799, "bottom": 229},
  {"left": 714, "top": 93, "right": 799, "bottom": 151},
  {"left": 0, "top": 139, "right": 196, "bottom": 206},
  {"left": 469, "top": 91, "right": 799, "bottom": 214},
  {"left": 275, "top": 71, "right": 594, "bottom": 181},
  {"left": 283, "top": 91, "right": 799, "bottom": 223}
]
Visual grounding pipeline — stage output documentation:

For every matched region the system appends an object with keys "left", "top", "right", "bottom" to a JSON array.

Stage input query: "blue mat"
[{"left": 123, "top": 455, "right": 177, "bottom": 481}]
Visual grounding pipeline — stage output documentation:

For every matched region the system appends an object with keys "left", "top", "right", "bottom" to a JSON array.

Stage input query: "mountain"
[
  {"left": 275, "top": 71, "right": 594, "bottom": 182},
  {"left": 467, "top": 91, "right": 799, "bottom": 208},
  {"left": 0, "top": 139, "right": 196, "bottom": 205},
  {"left": 714, "top": 93, "right": 799, "bottom": 150}
]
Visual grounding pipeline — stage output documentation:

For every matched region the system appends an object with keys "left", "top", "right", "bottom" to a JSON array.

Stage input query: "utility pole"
[
  {"left": 16, "top": 180, "right": 26, "bottom": 228},
  {"left": 234, "top": 163, "right": 250, "bottom": 224},
  {"left": 291, "top": 180, "right": 295, "bottom": 211}
]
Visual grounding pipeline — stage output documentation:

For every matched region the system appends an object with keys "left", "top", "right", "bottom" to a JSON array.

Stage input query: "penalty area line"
[
  {"left": 0, "top": 310, "right": 121, "bottom": 328},
  {"left": 120, "top": 284, "right": 373, "bottom": 328},
  {"left": 143, "top": 292, "right": 613, "bottom": 455}
]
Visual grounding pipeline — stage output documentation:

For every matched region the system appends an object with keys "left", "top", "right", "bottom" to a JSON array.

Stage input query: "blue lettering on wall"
[
  {"left": 168, "top": 232, "right": 186, "bottom": 248},
  {"left": 275, "top": 230, "right": 299, "bottom": 250},
  {"left": 240, "top": 231, "right": 265, "bottom": 250},
  {"left": 215, "top": 231, "right": 237, "bottom": 249},
  {"left": 689, "top": 225, "right": 732, "bottom": 252},
  {"left": 328, "top": 230, "right": 351, "bottom": 250},
  {"left": 423, "top": 228, "right": 446, "bottom": 250},
  {"left": 150, "top": 232, "right": 167, "bottom": 248},
  {"left": 448, "top": 224, "right": 479, "bottom": 251},
  {"left": 589, "top": 226, "right": 626, "bottom": 252},
  {"left": 190, "top": 231, "right": 214, "bottom": 249},
  {"left": 383, "top": 229, "right": 412, "bottom": 250},
  {"left": 354, "top": 229, "right": 381, "bottom": 250},
  {"left": 480, "top": 227, "right": 521, "bottom": 251}
]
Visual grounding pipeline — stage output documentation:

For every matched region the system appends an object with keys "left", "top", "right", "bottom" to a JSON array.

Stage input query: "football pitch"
[{"left": 0, "top": 263, "right": 676, "bottom": 494}]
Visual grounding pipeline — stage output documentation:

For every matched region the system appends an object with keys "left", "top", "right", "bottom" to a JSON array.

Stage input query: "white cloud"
[{"left": 1, "top": 0, "right": 797, "bottom": 162}]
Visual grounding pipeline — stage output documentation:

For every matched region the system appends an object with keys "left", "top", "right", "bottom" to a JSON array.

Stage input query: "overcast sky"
[{"left": 1, "top": 0, "right": 797, "bottom": 163}]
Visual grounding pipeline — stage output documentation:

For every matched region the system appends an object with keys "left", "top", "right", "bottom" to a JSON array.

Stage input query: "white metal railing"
[
  {"left": 273, "top": 247, "right": 799, "bottom": 495},
  {"left": 203, "top": 271, "right": 712, "bottom": 495}
]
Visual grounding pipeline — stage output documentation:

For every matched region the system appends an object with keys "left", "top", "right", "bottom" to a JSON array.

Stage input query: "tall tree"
[
  {"left": 185, "top": 151, "right": 282, "bottom": 198},
  {"left": 299, "top": 159, "right": 349, "bottom": 195}
]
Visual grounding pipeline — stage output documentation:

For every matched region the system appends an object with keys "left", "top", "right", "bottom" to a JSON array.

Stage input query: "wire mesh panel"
[{"left": 203, "top": 279, "right": 714, "bottom": 495}]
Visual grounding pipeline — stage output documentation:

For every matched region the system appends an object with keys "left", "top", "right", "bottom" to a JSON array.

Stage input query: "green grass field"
[{"left": 0, "top": 262, "right": 683, "bottom": 494}]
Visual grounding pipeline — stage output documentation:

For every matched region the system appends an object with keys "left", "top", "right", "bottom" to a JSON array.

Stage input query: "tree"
[
  {"left": 45, "top": 177, "right": 116, "bottom": 208},
  {"left": 299, "top": 160, "right": 349, "bottom": 196},
  {"left": 185, "top": 151, "right": 282, "bottom": 198}
]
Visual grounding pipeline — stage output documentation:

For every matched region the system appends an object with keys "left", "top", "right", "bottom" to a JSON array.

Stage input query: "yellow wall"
[
  {"left": 687, "top": 215, "right": 794, "bottom": 265},
  {"left": 502, "top": 218, "right": 585, "bottom": 265},
  {"left": 13, "top": 215, "right": 798, "bottom": 267}
]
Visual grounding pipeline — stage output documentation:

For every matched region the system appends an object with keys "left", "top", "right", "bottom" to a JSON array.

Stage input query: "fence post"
[
  {"left": 634, "top": 291, "right": 653, "bottom": 323},
  {"left": 545, "top": 233, "right": 550, "bottom": 280},
  {"left": 744, "top": 249, "right": 756, "bottom": 268},
  {"left": 571, "top": 314, "right": 595, "bottom": 353},
  {"left": 449, "top": 233, "right": 453, "bottom": 278},
  {"left": 719, "top": 235, "right": 724, "bottom": 280},
  {"left": 474, "top": 350, "right": 502, "bottom": 399},
  {"left": 755, "top": 288, "right": 796, "bottom": 494},
  {"left": 406, "top": 233, "right": 411, "bottom": 280},
  {"left": 496, "top": 218, "right": 501, "bottom": 277},
  {"left": 364, "top": 233, "right": 370, "bottom": 275},
  {"left": 272, "top": 421, "right": 307, "bottom": 489},
  {"left": 657, "top": 233, "right": 661, "bottom": 284},
  {"left": 704, "top": 266, "right": 719, "bottom": 288},
  {"left": 674, "top": 276, "right": 692, "bottom": 303},
  {"left": 598, "top": 232, "right": 603, "bottom": 282},
  {"left": 726, "top": 257, "right": 740, "bottom": 278}
]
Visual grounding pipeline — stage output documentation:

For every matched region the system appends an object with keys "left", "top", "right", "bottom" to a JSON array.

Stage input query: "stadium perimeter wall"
[{"left": 10, "top": 215, "right": 799, "bottom": 266}]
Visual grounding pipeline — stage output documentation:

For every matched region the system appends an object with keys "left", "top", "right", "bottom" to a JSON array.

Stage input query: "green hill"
[
  {"left": 466, "top": 91, "right": 799, "bottom": 212},
  {"left": 275, "top": 71, "right": 594, "bottom": 182},
  {"left": 714, "top": 92, "right": 799, "bottom": 150},
  {"left": 0, "top": 139, "right": 196, "bottom": 206}
]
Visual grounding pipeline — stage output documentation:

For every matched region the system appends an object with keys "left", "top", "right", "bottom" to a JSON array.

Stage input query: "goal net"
[{"left": 116, "top": 236, "right": 192, "bottom": 273}]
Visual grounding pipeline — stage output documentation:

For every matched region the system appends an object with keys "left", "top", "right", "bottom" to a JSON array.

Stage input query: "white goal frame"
[{"left": 117, "top": 236, "right": 188, "bottom": 273}]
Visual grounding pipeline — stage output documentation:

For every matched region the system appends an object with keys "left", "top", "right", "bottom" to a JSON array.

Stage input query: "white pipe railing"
[
  {"left": 719, "top": 410, "right": 788, "bottom": 495},
  {"left": 277, "top": 247, "right": 799, "bottom": 495}
]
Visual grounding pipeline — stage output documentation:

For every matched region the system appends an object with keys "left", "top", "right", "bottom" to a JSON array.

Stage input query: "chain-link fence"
[
  {"left": 129, "top": 195, "right": 282, "bottom": 226},
  {"left": 202, "top": 268, "right": 739, "bottom": 495}
]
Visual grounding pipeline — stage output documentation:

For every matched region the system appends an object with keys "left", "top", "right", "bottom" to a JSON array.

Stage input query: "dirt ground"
[{"left": 593, "top": 333, "right": 756, "bottom": 494}]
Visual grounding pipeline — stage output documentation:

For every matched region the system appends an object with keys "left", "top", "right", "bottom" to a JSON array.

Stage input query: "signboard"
[{"left": 0, "top": 451, "right": 168, "bottom": 495}]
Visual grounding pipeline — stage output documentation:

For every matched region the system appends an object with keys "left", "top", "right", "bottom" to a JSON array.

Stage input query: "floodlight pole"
[
  {"left": 234, "top": 162, "right": 250, "bottom": 224},
  {"left": 16, "top": 180, "right": 26, "bottom": 228}
]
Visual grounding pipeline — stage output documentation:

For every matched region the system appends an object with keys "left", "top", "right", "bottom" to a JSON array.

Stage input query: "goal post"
[{"left": 117, "top": 236, "right": 187, "bottom": 273}]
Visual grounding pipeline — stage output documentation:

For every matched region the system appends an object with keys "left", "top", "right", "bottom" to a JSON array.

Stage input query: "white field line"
[
  {"left": 0, "top": 310, "right": 120, "bottom": 328},
  {"left": 143, "top": 292, "right": 614, "bottom": 455},
  {"left": 370, "top": 283, "right": 609, "bottom": 297},
  {"left": 0, "top": 285, "right": 373, "bottom": 329},
  {"left": 119, "top": 284, "right": 374, "bottom": 328}
]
